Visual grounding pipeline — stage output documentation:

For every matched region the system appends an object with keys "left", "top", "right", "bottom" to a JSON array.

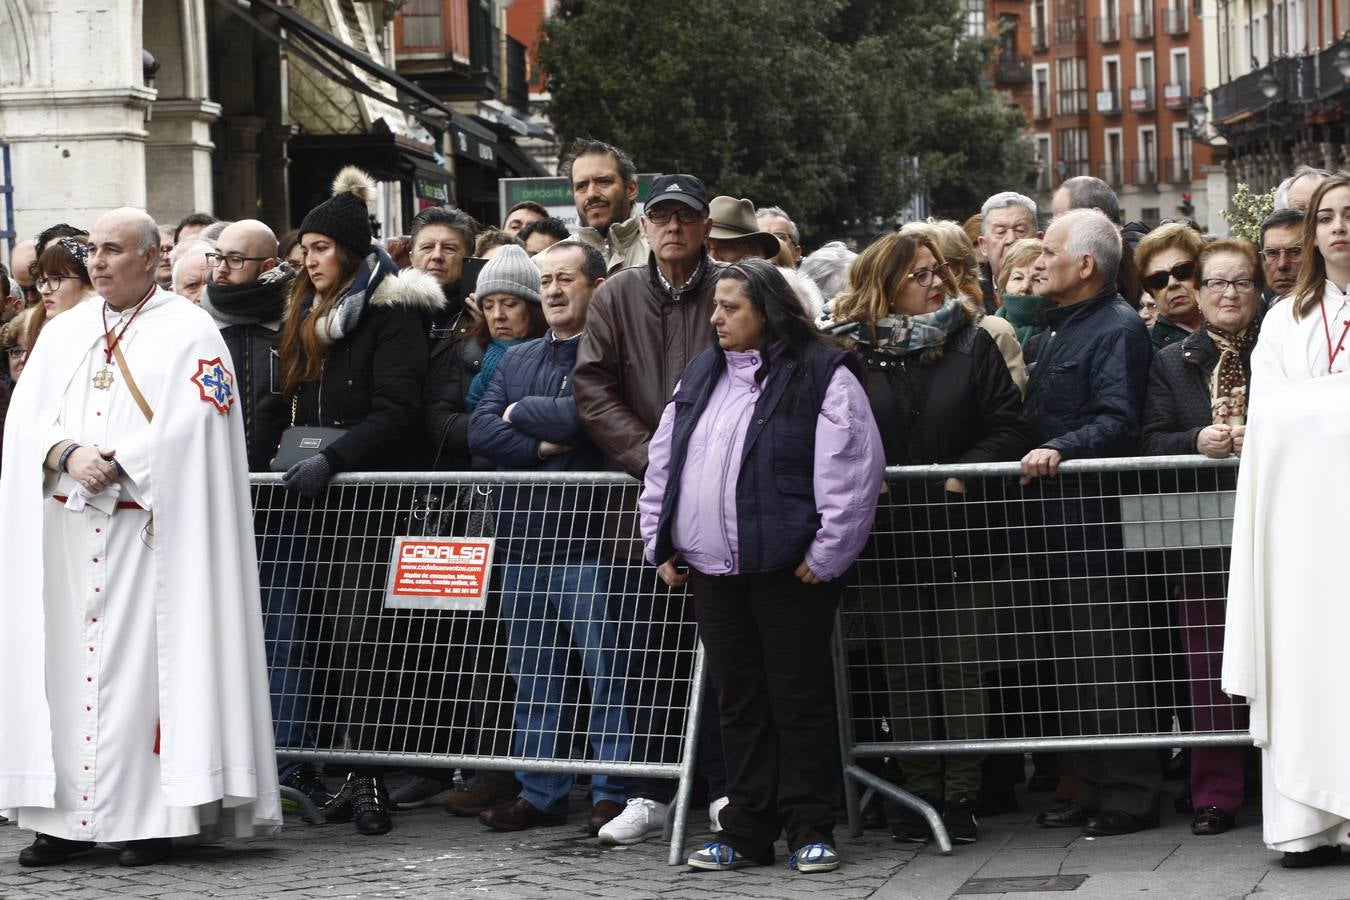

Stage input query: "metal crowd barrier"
[
  {"left": 249, "top": 471, "right": 703, "bottom": 866},
  {"left": 835, "top": 455, "right": 1247, "bottom": 853}
]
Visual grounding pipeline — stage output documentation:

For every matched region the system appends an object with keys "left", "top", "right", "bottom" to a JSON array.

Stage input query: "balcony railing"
[
  {"left": 1165, "top": 156, "right": 1191, "bottom": 183},
  {"left": 1128, "top": 12, "right": 1153, "bottom": 39},
  {"left": 1032, "top": 23, "right": 1049, "bottom": 51},
  {"left": 1034, "top": 95, "right": 1052, "bottom": 121},
  {"left": 1098, "top": 160, "right": 1124, "bottom": 186},
  {"left": 1094, "top": 15, "right": 1119, "bottom": 43},
  {"left": 1211, "top": 55, "right": 1316, "bottom": 124},
  {"left": 1054, "top": 16, "right": 1086, "bottom": 43},
  {"left": 1133, "top": 158, "right": 1159, "bottom": 185},
  {"left": 1056, "top": 88, "right": 1089, "bottom": 115},
  {"left": 996, "top": 53, "right": 1033, "bottom": 84},
  {"left": 1128, "top": 84, "right": 1155, "bottom": 112},
  {"left": 1095, "top": 89, "right": 1122, "bottom": 114},
  {"left": 1054, "top": 160, "right": 1092, "bottom": 185},
  {"left": 395, "top": 0, "right": 470, "bottom": 64},
  {"left": 1163, "top": 6, "right": 1188, "bottom": 35},
  {"left": 1163, "top": 82, "right": 1189, "bottom": 109}
]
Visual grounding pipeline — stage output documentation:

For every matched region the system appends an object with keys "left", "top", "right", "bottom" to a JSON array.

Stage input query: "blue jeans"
[
  {"left": 258, "top": 527, "right": 315, "bottom": 779},
  {"left": 500, "top": 553, "right": 632, "bottom": 813}
]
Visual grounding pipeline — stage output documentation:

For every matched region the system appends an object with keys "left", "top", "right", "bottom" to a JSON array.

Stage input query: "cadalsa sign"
[{"left": 385, "top": 536, "right": 495, "bottom": 611}]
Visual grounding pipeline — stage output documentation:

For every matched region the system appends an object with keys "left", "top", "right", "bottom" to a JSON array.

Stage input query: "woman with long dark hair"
[
  {"left": 275, "top": 167, "right": 444, "bottom": 836},
  {"left": 640, "top": 258, "right": 884, "bottom": 874},
  {"left": 1224, "top": 172, "right": 1350, "bottom": 868}
]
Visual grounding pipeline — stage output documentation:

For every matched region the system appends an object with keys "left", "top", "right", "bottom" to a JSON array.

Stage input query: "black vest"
[{"left": 653, "top": 340, "right": 859, "bottom": 574}]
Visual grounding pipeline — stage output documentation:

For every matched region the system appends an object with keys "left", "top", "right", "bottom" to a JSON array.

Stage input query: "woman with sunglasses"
[
  {"left": 1135, "top": 223, "right": 1207, "bottom": 351},
  {"left": 1224, "top": 172, "right": 1350, "bottom": 869},
  {"left": 824, "top": 232, "right": 1030, "bottom": 846}
]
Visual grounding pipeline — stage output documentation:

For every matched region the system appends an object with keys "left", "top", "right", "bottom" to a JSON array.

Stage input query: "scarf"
[
  {"left": 1207, "top": 325, "right": 1257, "bottom": 425},
  {"left": 466, "top": 337, "right": 529, "bottom": 408},
  {"left": 994, "top": 293, "right": 1047, "bottom": 345},
  {"left": 201, "top": 262, "right": 295, "bottom": 327},
  {"left": 824, "top": 297, "right": 963, "bottom": 356}
]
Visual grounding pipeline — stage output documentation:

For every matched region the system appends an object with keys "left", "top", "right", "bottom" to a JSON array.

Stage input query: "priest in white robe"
[
  {"left": 0, "top": 208, "right": 281, "bottom": 868},
  {"left": 1224, "top": 174, "right": 1350, "bottom": 868}
]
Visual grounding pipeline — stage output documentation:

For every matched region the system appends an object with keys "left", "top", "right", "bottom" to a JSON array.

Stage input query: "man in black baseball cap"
[{"left": 573, "top": 175, "right": 727, "bottom": 845}]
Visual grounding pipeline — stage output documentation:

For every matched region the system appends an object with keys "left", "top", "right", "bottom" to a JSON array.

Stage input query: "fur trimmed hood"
[{"left": 307, "top": 243, "right": 445, "bottom": 347}]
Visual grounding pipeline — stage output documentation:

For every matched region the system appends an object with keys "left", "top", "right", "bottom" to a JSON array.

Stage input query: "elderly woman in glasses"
[
  {"left": 1135, "top": 223, "right": 1207, "bottom": 351},
  {"left": 1139, "top": 238, "right": 1263, "bottom": 838},
  {"left": 824, "top": 231, "right": 1031, "bottom": 846}
]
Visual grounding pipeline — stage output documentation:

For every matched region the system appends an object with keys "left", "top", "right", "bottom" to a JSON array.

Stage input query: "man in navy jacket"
[
  {"left": 1020, "top": 209, "right": 1161, "bottom": 838},
  {"left": 468, "top": 240, "right": 633, "bottom": 838}
]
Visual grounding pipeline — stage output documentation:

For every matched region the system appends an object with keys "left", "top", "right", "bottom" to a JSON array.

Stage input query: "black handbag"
[{"left": 270, "top": 395, "right": 348, "bottom": 472}]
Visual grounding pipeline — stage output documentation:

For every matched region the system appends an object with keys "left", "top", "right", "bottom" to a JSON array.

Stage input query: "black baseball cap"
[{"left": 645, "top": 175, "right": 709, "bottom": 212}]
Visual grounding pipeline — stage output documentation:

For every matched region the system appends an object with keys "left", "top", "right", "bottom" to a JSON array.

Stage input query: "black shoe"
[
  {"left": 117, "top": 838, "right": 172, "bottom": 867},
  {"left": 281, "top": 762, "right": 336, "bottom": 811},
  {"left": 18, "top": 834, "right": 96, "bottom": 867},
  {"left": 1026, "top": 772, "right": 1058, "bottom": 793},
  {"left": 1036, "top": 803, "right": 1090, "bottom": 828},
  {"left": 1191, "top": 806, "right": 1234, "bottom": 836},
  {"left": 1163, "top": 748, "right": 1190, "bottom": 782},
  {"left": 1174, "top": 783, "right": 1194, "bottom": 814},
  {"left": 943, "top": 792, "right": 979, "bottom": 844},
  {"left": 890, "top": 793, "right": 939, "bottom": 844},
  {"left": 1083, "top": 809, "right": 1158, "bottom": 836},
  {"left": 1281, "top": 845, "right": 1341, "bottom": 868},
  {"left": 860, "top": 794, "right": 888, "bottom": 830},
  {"left": 976, "top": 785, "right": 1018, "bottom": 816},
  {"left": 352, "top": 775, "right": 393, "bottom": 836},
  {"left": 321, "top": 772, "right": 358, "bottom": 824}
]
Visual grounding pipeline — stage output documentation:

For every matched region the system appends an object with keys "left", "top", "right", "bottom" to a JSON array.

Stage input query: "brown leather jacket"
[{"left": 574, "top": 251, "right": 720, "bottom": 476}]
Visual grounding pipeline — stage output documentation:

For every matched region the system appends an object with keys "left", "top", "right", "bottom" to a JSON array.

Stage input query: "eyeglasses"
[
  {"left": 1260, "top": 246, "right": 1303, "bottom": 262},
  {"left": 645, "top": 207, "right": 704, "bottom": 226},
  {"left": 1143, "top": 260, "right": 1197, "bottom": 293},
  {"left": 1201, "top": 277, "right": 1258, "bottom": 294},
  {"left": 35, "top": 274, "right": 76, "bottom": 291},
  {"left": 206, "top": 252, "right": 272, "bottom": 270},
  {"left": 6, "top": 346, "right": 27, "bottom": 358},
  {"left": 908, "top": 263, "right": 951, "bottom": 287}
]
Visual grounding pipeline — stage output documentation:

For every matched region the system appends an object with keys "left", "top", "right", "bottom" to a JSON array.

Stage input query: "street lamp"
[{"left": 1259, "top": 69, "right": 1280, "bottom": 99}]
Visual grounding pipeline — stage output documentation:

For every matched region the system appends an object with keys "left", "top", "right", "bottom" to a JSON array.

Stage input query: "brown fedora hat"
[{"left": 708, "top": 196, "right": 782, "bottom": 260}]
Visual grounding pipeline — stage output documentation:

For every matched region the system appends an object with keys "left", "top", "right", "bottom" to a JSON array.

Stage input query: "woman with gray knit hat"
[
  {"left": 274, "top": 165, "right": 446, "bottom": 836},
  {"left": 426, "top": 243, "right": 547, "bottom": 468}
]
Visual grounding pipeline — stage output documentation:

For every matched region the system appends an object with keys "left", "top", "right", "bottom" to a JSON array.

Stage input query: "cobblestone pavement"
[{"left": 0, "top": 790, "right": 918, "bottom": 899}]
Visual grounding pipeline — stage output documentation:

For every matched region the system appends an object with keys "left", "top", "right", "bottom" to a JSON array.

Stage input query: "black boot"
[
  {"left": 352, "top": 774, "right": 393, "bottom": 836},
  {"left": 18, "top": 834, "right": 96, "bottom": 867}
]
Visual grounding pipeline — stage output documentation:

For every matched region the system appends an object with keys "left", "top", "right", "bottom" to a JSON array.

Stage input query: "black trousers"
[{"left": 691, "top": 567, "right": 841, "bottom": 861}]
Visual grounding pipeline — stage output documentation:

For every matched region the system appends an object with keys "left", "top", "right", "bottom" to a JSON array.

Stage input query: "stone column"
[{"left": 143, "top": 0, "right": 218, "bottom": 222}]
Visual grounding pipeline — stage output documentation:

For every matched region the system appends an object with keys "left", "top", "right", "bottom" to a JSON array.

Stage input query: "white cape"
[
  {"left": 1223, "top": 297, "right": 1350, "bottom": 847},
  {"left": 0, "top": 290, "right": 281, "bottom": 834}
]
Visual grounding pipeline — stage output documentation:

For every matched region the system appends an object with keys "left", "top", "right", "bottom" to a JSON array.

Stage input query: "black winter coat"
[
  {"left": 1140, "top": 327, "right": 1254, "bottom": 457},
  {"left": 468, "top": 332, "right": 603, "bottom": 562},
  {"left": 856, "top": 323, "right": 1031, "bottom": 585},
  {"left": 425, "top": 336, "right": 485, "bottom": 470},
  {"left": 220, "top": 322, "right": 285, "bottom": 472},
  {"left": 290, "top": 251, "right": 444, "bottom": 473}
]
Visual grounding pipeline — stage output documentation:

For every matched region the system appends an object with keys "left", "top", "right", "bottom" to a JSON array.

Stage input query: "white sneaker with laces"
[
  {"left": 708, "top": 796, "right": 730, "bottom": 832},
  {"left": 597, "top": 798, "right": 669, "bottom": 846}
]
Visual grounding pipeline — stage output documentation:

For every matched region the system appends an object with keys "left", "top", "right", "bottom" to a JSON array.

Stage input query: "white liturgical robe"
[
  {"left": 0, "top": 287, "right": 281, "bottom": 842},
  {"left": 1224, "top": 283, "right": 1350, "bottom": 851}
]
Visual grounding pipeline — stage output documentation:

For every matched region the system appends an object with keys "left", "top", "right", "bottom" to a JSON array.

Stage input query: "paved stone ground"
[
  {"left": 4, "top": 780, "right": 1346, "bottom": 898},
  {"left": 0, "top": 786, "right": 916, "bottom": 899}
]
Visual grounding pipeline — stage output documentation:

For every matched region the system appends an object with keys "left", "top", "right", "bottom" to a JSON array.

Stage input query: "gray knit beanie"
[{"left": 475, "top": 244, "right": 540, "bottom": 305}]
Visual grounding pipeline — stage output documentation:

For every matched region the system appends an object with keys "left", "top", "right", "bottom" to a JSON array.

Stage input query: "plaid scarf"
[
  {"left": 1207, "top": 324, "right": 1256, "bottom": 425},
  {"left": 824, "top": 297, "right": 963, "bottom": 356}
]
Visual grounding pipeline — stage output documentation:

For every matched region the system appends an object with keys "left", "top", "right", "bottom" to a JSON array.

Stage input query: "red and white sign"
[{"left": 385, "top": 536, "right": 495, "bottom": 611}]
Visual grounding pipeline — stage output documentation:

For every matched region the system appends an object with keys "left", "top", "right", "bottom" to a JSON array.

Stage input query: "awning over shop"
[{"left": 288, "top": 129, "right": 452, "bottom": 225}]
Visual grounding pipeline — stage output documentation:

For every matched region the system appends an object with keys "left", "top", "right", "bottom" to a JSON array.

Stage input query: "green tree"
[{"left": 539, "top": 0, "right": 1031, "bottom": 244}]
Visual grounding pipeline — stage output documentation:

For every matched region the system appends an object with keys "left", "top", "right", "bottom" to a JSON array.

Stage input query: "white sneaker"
[
  {"left": 708, "top": 796, "right": 729, "bottom": 832},
  {"left": 597, "top": 798, "right": 669, "bottom": 846}
]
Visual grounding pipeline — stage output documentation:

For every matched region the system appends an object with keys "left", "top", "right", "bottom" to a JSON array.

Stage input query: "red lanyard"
[{"left": 101, "top": 285, "right": 155, "bottom": 364}]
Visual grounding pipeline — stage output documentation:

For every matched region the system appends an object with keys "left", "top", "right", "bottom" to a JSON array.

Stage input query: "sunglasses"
[{"left": 1143, "top": 260, "right": 1196, "bottom": 293}]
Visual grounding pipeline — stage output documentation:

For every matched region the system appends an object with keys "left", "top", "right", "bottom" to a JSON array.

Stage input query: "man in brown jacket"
[{"left": 573, "top": 174, "right": 726, "bottom": 846}]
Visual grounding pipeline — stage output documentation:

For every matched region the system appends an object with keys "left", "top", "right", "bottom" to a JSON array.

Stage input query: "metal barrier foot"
[
  {"left": 280, "top": 784, "right": 324, "bottom": 825},
  {"left": 843, "top": 765, "right": 952, "bottom": 855}
]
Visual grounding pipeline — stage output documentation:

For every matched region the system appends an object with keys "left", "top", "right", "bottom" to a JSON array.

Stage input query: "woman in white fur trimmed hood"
[{"left": 272, "top": 166, "right": 444, "bottom": 837}]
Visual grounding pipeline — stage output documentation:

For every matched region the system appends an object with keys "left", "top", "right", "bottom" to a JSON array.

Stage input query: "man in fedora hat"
[{"left": 706, "top": 197, "right": 782, "bottom": 264}]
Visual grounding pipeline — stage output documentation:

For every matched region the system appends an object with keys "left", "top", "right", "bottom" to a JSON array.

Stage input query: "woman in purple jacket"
[{"left": 640, "top": 258, "right": 885, "bottom": 875}]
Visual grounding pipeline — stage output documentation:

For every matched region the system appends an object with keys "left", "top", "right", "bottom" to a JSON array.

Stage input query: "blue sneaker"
[
  {"left": 789, "top": 842, "right": 840, "bottom": 873},
  {"left": 687, "top": 841, "right": 758, "bottom": 871}
]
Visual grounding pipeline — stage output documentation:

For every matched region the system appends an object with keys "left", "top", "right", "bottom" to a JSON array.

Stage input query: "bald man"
[
  {"left": 0, "top": 208, "right": 281, "bottom": 868},
  {"left": 10, "top": 239, "right": 38, "bottom": 307},
  {"left": 210, "top": 220, "right": 279, "bottom": 287}
]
